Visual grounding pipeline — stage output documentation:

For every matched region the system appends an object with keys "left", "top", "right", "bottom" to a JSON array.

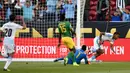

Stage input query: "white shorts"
[
  {"left": 93, "top": 37, "right": 103, "bottom": 50},
  {"left": 1, "top": 43, "right": 15, "bottom": 57},
  {"left": 3, "top": 43, "right": 15, "bottom": 54},
  {"left": 1, "top": 38, "right": 15, "bottom": 56}
]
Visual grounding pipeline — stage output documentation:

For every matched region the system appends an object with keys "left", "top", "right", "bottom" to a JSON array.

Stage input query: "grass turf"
[{"left": 0, "top": 62, "right": 130, "bottom": 73}]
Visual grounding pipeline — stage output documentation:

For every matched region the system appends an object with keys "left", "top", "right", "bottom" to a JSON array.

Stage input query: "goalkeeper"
[
  {"left": 54, "top": 45, "right": 90, "bottom": 64},
  {"left": 57, "top": 13, "right": 79, "bottom": 66}
]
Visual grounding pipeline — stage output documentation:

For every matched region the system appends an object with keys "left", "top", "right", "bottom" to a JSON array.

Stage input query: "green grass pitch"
[{"left": 0, "top": 62, "right": 130, "bottom": 73}]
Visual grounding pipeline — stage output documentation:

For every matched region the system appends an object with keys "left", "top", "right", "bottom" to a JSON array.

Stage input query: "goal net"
[{"left": 0, "top": 0, "right": 86, "bottom": 61}]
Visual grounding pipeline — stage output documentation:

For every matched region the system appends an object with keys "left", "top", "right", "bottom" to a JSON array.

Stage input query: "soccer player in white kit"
[
  {"left": 89, "top": 32, "right": 120, "bottom": 62},
  {"left": 0, "top": 14, "right": 26, "bottom": 71}
]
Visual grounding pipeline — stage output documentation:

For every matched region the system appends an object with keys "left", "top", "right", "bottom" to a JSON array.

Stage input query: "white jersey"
[
  {"left": 1, "top": 22, "right": 23, "bottom": 41},
  {"left": 93, "top": 33, "right": 114, "bottom": 50},
  {"left": 101, "top": 33, "right": 114, "bottom": 44},
  {"left": 0, "top": 22, "right": 23, "bottom": 55}
]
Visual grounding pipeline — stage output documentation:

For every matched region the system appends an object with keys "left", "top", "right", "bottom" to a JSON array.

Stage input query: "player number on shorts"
[
  {"left": 59, "top": 24, "right": 66, "bottom": 33},
  {"left": 5, "top": 29, "right": 12, "bottom": 37}
]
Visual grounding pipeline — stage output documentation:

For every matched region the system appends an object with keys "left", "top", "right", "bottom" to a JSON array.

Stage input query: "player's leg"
[
  {"left": 75, "top": 56, "right": 90, "bottom": 65},
  {"left": 67, "top": 58, "right": 73, "bottom": 64},
  {"left": 3, "top": 44, "right": 15, "bottom": 71},
  {"left": 89, "top": 48, "right": 104, "bottom": 62},
  {"left": 65, "top": 37, "right": 79, "bottom": 66},
  {"left": 96, "top": 48, "right": 104, "bottom": 56},
  {"left": 61, "top": 37, "right": 69, "bottom": 65},
  {"left": 3, "top": 54, "right": 12, "bottom": 71},
  {"left": 76, "top": 59, "right": 81, "bottom": 64},
  {"left": 62, "top": 37, "right": 79, "bottom": 66},
  {"left": 68, "top": 48, "right": 76, "bottom": 62},
  {"left": 89, "top": 37, "right": 102, "bottom": 62},
  {"left": 54, "top": 57, "right": 64, "bottom": 62},
  {"left": 64, "top": 48, "right": 78, "bottom": 66}
]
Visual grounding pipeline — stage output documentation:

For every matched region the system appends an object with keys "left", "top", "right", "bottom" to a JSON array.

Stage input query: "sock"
[
  {"left": 73, "top": 54, "right": 76, "bottom": 63},
  {"left": 57, "top": 57, "right": 64, "bottom": 60},
  {"left": 88, "top": 56, "right": 96, "bottom": 62},
  {"left": 4, "top": 56, "right": 12, "bottom": 69},
  {"left": 67, "top": 52, "right": 76, "bottom": 63}
]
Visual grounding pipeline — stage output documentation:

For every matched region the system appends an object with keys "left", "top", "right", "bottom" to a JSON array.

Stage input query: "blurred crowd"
[
  {"left": 92, "top": 0, "right": 130, "bottom": 21},
  {"left": 0, "top": 0, "right": 77, "bottom": 22},
  {"left": 111, "top": 8, "right": 130, "bottom": 21},
  {"left": 0, "top": 0, "right": 129, "bottom": 22}
]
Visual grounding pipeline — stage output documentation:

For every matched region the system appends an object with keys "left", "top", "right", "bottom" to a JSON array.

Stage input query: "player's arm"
[
  {"left": 15, "top": 16, "right": 26, "bottom": 29},
  {"left": 69, "top": 24, "right": 76, "bottom": 36},
  {"left": 58, "top": 32, "right": 62, "bottom": 47},
  {"left": 58, "top": 25, "right": 62, "bottom": 47},
  {"left": 70, "top": 28, "right": 76, "bottom": 36},
  {"left": 99, "top": 32, "right": 105, "bottom": 42},
  {"left": 110, "top": 42, "right": 116, "bottom": 53},
  {"left": 83, "top": 55, "right": 88, "bottom": 64}
]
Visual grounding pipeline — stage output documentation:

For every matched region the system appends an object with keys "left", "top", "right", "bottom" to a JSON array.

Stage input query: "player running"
[
  {"left": 54, "top": 45, "right": 90, "bottom": 64},
  {"left": 57, "top": 14, "right": 79, "bottom": 66},
  {"left": 89, "top": 32, "right": 120, "bottom": 62},
  {"left": 0, "top": 14, "right": 26, "bottom": 71}
]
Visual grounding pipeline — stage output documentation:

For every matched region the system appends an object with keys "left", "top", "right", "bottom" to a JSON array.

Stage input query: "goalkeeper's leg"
[
  {"left": 62, "top": 37, "right": 79, "bottom": 66},
  {"left": 54, "top": 57, "right": 64, "bottom": 62},
  {"left": 64, "top": 47, "right": 79, "bottom": 66}
]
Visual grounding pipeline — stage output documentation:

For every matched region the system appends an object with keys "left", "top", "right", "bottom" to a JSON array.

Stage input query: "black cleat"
[
  {"left": 0, "top": 51, "right": 1, "bottom": 56},
  {"left": 53, "top": 59, "right": 58, "bottom": 62}
]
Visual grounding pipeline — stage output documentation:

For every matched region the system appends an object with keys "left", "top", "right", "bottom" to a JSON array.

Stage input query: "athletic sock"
[
  {"left": 88, "top": 55, "right": 96, "bottom": 62},
  {"left": 67, "top": 52, "right": 75, "bottom": 62},
  {"left": 4, "top": 56, "right": 12, "bottom": 69}
]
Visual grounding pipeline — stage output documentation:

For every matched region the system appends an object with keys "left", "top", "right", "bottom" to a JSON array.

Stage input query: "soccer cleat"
[
  {"left": 73, "top": 62, "right": 79, "bottom": 66},
  {"left": 3, "top": 69, "right": 11, "bottom": 71},
  {"left": 64, "top": 58, "right": 68, "bottom": 66},
  {"left": 53, "top": 59, "right": 58, "bottom": 62},
  {"left": 88, "top": 61, "right": 91, "bottom": 65},
  {"left": 0, "top": 51, "right": 2, "bottom": 56},
  {"left": 87, "top": 61, "right": 91, "bottom": 65}
]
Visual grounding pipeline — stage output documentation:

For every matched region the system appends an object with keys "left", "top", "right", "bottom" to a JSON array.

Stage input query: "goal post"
[
  {"left": 76, "top": 0, "right": 86, "bottom": 49},
  {"left": 76, "top": 0, "right": 81, "bottom": 49}
]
